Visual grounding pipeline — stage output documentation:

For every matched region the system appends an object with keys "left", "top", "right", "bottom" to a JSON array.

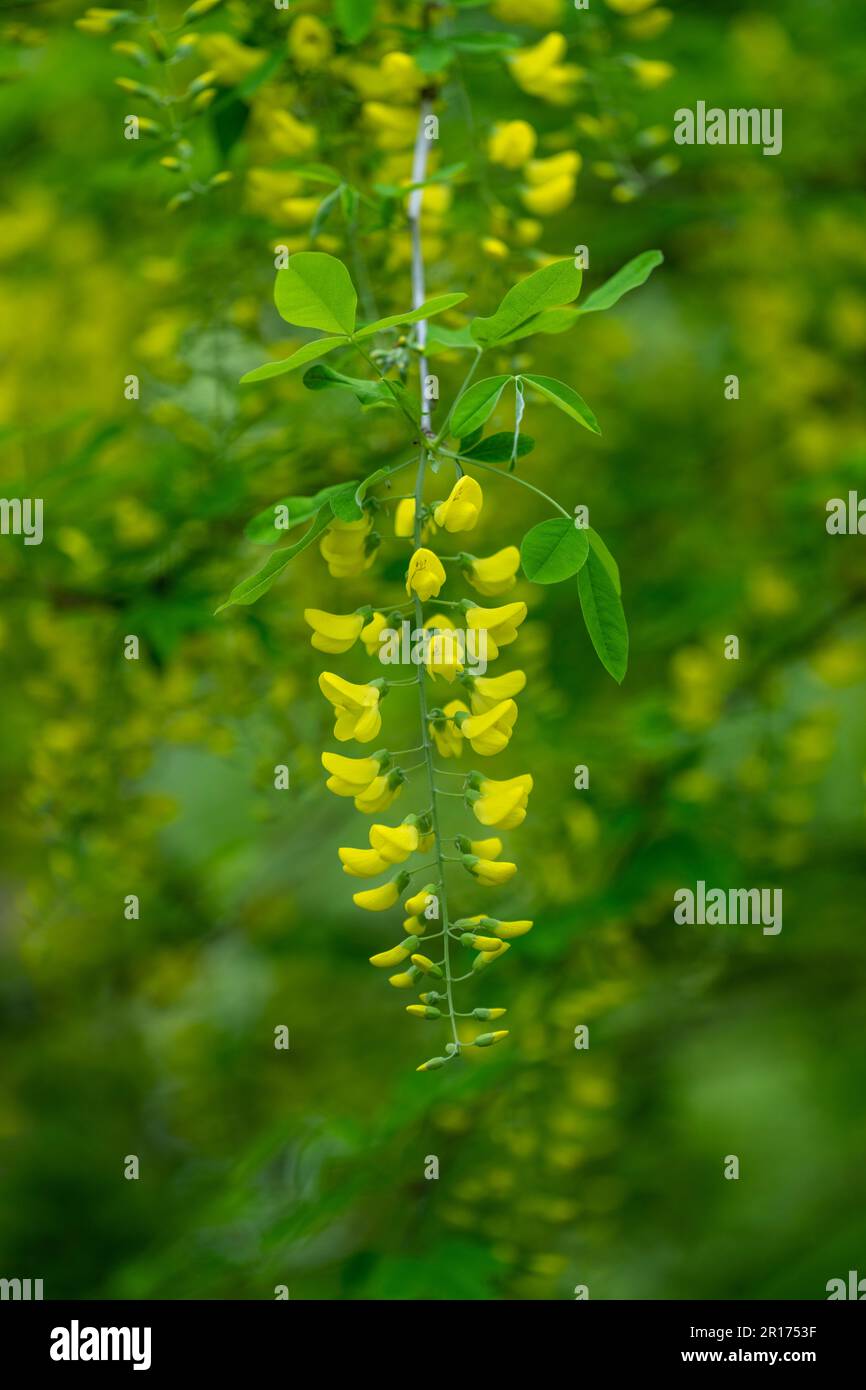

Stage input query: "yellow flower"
[
  {"left": 245, "top": 168, "right": 303, "bottom": 220},
  {"left": 466, "top": 601, "right": 527, "bottom": 659},
  {"left": 424, "top": 615, "right": 463, "bottom": 683},
  {"left": 434, "top": 476, "right": 483, "bottom": 533},
  {"left": 520, "top": 175, "right": 576, "bottom": 216},
  {"left": 322, "top": 750, "right": 384, "bottom": 796},
  {"left": 288, "top": 15, "right": 333, "bottom": 71},
  {"left": 369, "top": 821, "right": 420, "bottom": 863},
  {"left": 363, "top": 102, "right": 418, "bottom": 151},
  {"left": 463, "top": 546, "right": 521, "bottom": 597},
  {"left": 320, "top": 515, "right": 376, "bottom": 578},
  {"left": 404, "top": 884, "right": 438, "bottom": 917},
  {"left": 458, "top": 699, "right": 518, "bottom": 756},
  {"left": 361, "top": 611, "right": 388, "bottom": 657},
  {"left": 488, "top": 119, "right": 537, "bottom": 170},
  {"left": 197, "top": 34, "right": 266, "bottom": 85},
  {"left": 389, "top": 970, "right": 418, "bottom": 988},
  {"left": 524, "top": 151, "right": 582, "bottom": 184},
  {"left": 370, "top": 934, "right": 421, "bottom": 968},
  {"left": 630, "top": 59, "right": 675, "bottom": 89},
  {"left": 281, "top": 196, "right": 323, "bottom": 227},
  {"left": 509, "top": 34, "right": 584, "bottom": 105},
  {"left": 514, "top": 218, "right": 543, "bottom": 246},
  {"left": 354, "top": 772, "right": 404, "bottom": 814},
  {"left": 266, "top": 110, "right": 318, "bottom": 158},
  {"left": 339, "top": 846, "right": 391, "bottom": 878},
  {"left": 470, "top": 773, "right": 533, "bottom": 828},
  {"left": 353, "top": 878, "right": 405, "bottom": 912},
  {"left": 468, "top": 837, "right": 502, "bottom": 859},
  {"left": 318, "top": 672, "right": 382, "bottom": 743},
  {"left": 605, "top": 0, "right": 657, "bottom": 12},
  {"left": 482, "top": 237, "right": 510, "bottom": 262},
  {"left": 394, "top": 498, "right": 416, "bottom": 537},
  {"left": 465, "top": 856, "right": 518, "bottom": 886},
  {"left": 411, "top": 954, "right": 443, "bottom": 978},
  {"left": 304, "top": 608, "right": 364, "bottom": 653},
  {"left": 468, "top": 669, "right": 526, "bottom": 714},
  {"left": 491, "top": 0, "right": 563, "bottom": 23},
  {"left": 429, "top": 699, "right": 468, "bottom": 758},
  {"left": 491, "top": 918, "right": 534, "bottom": 939},
  {"left": 406, "top": 547, "right": 446, "bottom": 601}
]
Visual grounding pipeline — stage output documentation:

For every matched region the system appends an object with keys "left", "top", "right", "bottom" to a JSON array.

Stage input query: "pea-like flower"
[
  {"left": 404, "top": 883, "right": 438, "bottom": 918},
  {"left": 319, "top": 671, "right": 383, "bottom": 743},
  {"left": 320, "top": 515, "right": 377, "bottom": 578},
  {"left": 353, "top": 872, "right": 410, "bottom": 912},
  {"left": 463, "top": 855, "right": 518, "bottom": 886},
  {"left": 369, "top": 934, "right": 420, "bottom": 968},
  {"left": 463, "top": 546, "right": 521, "bottom": 597},
  {"left": 288, "top": 15, "right": 333, "bottom": 71},
  {"left": 304, "top": 608, "right": 365, "bottom": 654},
  {"left": 466, "top": 669, "right": 526, "bottom": 714},
  {"left": 456, "top": 698, "right": 518, "bottom": 756},
  {"left": 468, "top": 772, "right": 534, "bottom": 828},
  {"left": 429, "top": 699, "right": 469, "bottom": 758},
  {"left": 433, "top": 476, "right": 483, "bottom": 533},
  {"left": 488, "top": 119, "right": 537, "bottom": 169},
  {"left": 424, "top": 615, "right": 463, "bottom": 682},
  {"left": 353, "top": 769, "right": 405, "bottom": 814},
  {"left": 339, "top": 846, "right": 391, "bottom": 878},
  {"left": 406, "top": 547, "right": 446, "bottom": 601},
  {"left": 369, "top": 820, "right": 420, "bottom": 863},
  {"left": 465, "top": 601, "right": 527, "bottom": 659},
  {"left": 360, "top": 611, "right": 389, "bottom": 657},
  {"left": 322, "top": 750, "right": 387, "bottom": 797},
  {"left": 509, "top": 33, "right": 584, "bottom": 106}
]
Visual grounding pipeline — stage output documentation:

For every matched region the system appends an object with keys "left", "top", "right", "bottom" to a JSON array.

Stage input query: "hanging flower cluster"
[{"left": 218, "top": 242, "right": 662, "bottom": 1071}]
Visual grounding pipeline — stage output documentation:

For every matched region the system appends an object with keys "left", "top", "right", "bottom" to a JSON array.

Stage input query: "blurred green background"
[{"left": 2, "top": 0, "right": 865, "bottom": 1299}]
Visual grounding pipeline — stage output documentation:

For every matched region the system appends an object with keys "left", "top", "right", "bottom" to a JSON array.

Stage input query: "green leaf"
[
  {"left": 522, "top": 373, "right": 601, "bottom": 435},
  {"left": 353, "top": 293, "right": 467, "bottom": 341},
  {"left": 274, "top": 252, "right": 357, "bottom": 336},
  {"left": 427, "top": 322, "right": 477, "bottom": 354},
  {"left": 520, "top": 517, "right": 589, "bottom": 584},
  {"left": 239, "top": 335, "right": 346, "bottom": 384},
  {"left": 461, "top": 432, "right": 535, "bottom": 463},
  {"left": 496, "top": 306, "right": 580, "bottom": 345},
  {"left": 302, "top": 362, "right": 398, "bottom": 408},
  {"left": 577, "top": 547, "right": 628, "bottom": 682},
  {"left": 217, "top": 508, "right": 332, "bottom": 611},
  {"left": 587, "top": 527, "right": 621, "bottom": 595},
  {"left": 329, "top": 484, "right": 365, "bottom": 522},
  {"left": 579, "top": 250, "right": 664, "bottom": 315},
  {"left": 470, "top": 259, "right": 583, "bottom": 348},
  {"left": 244, "top": 484, "right": 347, "bottom": 545},
  {"left": 450, "top": 374, "right": 512, "bottom": 437},
  {"left": 334, "top": 0, "right": 376, "bottom": 44}
]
